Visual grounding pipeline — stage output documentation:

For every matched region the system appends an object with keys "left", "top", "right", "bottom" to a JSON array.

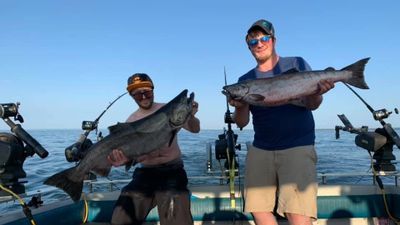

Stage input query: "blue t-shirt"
[{"left": 239, "top": 56, "right": 316, "bottom": 150}]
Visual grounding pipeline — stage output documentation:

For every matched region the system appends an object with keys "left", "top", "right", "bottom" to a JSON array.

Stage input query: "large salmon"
[
  {"left": 222, "top": 58, "right": 370, "bottom": 107},
  {"left": 44, "top": 90, "right": 194, "bottom": 202}
]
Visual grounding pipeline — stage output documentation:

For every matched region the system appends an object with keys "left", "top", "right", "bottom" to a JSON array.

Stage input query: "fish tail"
[
  {"left": 44, "top": 167, "right": 84, "bottom": 202},
  {"left": 341, "top": 57, "right": 370, "bottom": 89}
]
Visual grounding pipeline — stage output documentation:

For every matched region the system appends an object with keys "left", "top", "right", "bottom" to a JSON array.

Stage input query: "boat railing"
[
  {"left": 82, "top": 172, "right": 399, "bottom": 193},
  {"left": 318, "top": 171, "right": 399, "bottom": 185}
]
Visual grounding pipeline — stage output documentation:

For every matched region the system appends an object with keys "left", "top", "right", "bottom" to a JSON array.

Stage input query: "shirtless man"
[{"left": 108, "top": 73, "right": 200, "bottom": 225}]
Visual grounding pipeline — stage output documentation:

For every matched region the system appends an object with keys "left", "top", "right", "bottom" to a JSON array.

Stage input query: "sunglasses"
[
  {"left": 131, "top": 90, "right": 153, "bottom": 100},
  {"left": 247, "top": 35, "right": 271, "bottom": 47}
]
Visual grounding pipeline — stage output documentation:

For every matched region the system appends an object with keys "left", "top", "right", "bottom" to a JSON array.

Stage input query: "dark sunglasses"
[
  {"left": 131, "top": 90, "right": 153, "bottom": 100},
  {"left": 247, "top": 35, "right": 271, "bottom": 47}
]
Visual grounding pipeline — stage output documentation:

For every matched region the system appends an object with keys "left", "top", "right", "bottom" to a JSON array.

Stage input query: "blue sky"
[{"left": 1, "top": 1, "right": 400, "bottom": 131}]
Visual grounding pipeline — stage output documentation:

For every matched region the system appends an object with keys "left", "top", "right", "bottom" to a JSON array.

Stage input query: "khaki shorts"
[{"left": 244, "top": 144, "right": 318, "bottom": 219}]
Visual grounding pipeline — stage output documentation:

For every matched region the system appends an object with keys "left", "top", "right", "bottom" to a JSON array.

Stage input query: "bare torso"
[{"left": 127, "top": 102, "right": 182, "bottom": 166}]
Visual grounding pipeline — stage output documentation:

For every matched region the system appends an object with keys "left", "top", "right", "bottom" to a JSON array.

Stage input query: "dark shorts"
[{"left": 111, "top": 162, "right": 193, "bottom": 225}]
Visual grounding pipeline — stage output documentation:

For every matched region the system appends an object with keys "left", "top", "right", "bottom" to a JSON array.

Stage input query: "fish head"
[
  {"left": 169, "top": 91, "right": 194, "bottom": 128},
  {"left": 222, "top": 83, "right": 249, "bottom": 101}
]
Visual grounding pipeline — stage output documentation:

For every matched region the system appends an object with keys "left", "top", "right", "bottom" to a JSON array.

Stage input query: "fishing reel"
[
  {"left": 64, "top": 121, "right": 101, "bottom": 163},
  {"left": 215, "top": 112, "right": 241, "bottom": 163},
  {"left": 64, "top": 135, "right": 94, "bottom": 163},
  {"left": 64, "top": 120, "right": 103, "bottom": 181},
  {"left": 0, "top": 103, "right": 20, "bottom": 119},
  {"left": 0, "top": 103, "right": 49, "bottom": 196},
  {"left": 335, "top": 108, "right": 400, "bottom": 172},
  {"left": 206, "top": 110, "right": 241, "bottom": 181},
  {"left": 215, "top": 127, "right": 241, "bottom": 171}
]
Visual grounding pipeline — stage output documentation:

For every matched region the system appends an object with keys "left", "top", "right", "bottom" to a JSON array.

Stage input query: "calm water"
[{"left": 1, "top": 128, "right": 400, "bottom": 214}]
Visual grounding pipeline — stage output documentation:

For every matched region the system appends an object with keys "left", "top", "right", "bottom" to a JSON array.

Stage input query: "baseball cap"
[
  {"left": 247, "top": 19, "right": 275, "bottom": 36},
  {"left": 126, "top": 73, "right": 154, "bottom": 92}
]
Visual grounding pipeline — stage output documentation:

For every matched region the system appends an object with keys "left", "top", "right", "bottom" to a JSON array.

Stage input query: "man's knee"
[
  {"left": 286, "top": 213, "right": 312, "bottom": 225},
  {"left": 251, "top": 211, "right": 278, "bottom": 225}
]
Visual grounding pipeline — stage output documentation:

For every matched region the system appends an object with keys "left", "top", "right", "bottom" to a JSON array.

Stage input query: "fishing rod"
[
  {"left": 342, "top": 83, "right": 400, "bottom": 148},
  {"left": 214, "top": 67, "right": 241, "bottom": 209},
  {"left": 336, "top": 83, "right": 400, "bottom": 172},
  {"left": 0, "top": 103, "right": 49, "bottom": 159},
  {"left": 65, "top": 92, "right": 128, "bottom": 163},
  {"left": 83, "top": 91, "right": 128, "bottom": 136}
]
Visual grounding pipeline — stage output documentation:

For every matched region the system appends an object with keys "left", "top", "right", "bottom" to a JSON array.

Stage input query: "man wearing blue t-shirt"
[{"left": 229, "top": 19, "right": 334, "bottom": 225}]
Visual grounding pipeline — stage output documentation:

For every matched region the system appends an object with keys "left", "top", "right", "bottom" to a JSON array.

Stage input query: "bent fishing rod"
[
  {"left": 84, "top": 92, "right": 128, "bottom": 136},
  {"left": 64, "top": 92, "right": 128, "bottom": 163}
]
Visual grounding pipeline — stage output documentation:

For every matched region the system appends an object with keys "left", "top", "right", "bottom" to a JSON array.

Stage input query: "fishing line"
[{"left": 0, "top": 184, "right": 37, "bottom": 225}]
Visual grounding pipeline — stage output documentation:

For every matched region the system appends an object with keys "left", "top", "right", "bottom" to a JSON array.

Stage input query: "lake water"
[{"left": 1, "top": 128, "right": 400, "bottom": 215}]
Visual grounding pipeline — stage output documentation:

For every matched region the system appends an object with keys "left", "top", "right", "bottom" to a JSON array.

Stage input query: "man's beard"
[
  {"left": 139, "top": 101, "right": 153, "bottom": 110},
  {"left": 254, "top": 52, "right": 271, "bottom": 64}
]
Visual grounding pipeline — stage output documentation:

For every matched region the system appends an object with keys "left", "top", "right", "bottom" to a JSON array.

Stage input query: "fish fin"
[
  {"left": 281, "top": 68, "right": 299, "bottom": 74},
  {"left": 341, "top": 58, "right": 370, "bottom": 89},
  {"left": 92, "top": 166, "right": 112, "bottom": 177},
  {"left": 108, "top": 122, "right": 127, "bottom": 134},
  {"left": 248, "top": 94, "right": 265, "bottom": 102},
  {"left": 189, "top": 92, "right": 195, "bottom": 102},
  {"left": 324, "top": 67, "right": 335, "bottom": 71},
  {"left": 168, "top": 130, "right": 177, "bottom": 147},
  {"left": 44, "top": 167, "right": 84, "bottom": 202}
]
